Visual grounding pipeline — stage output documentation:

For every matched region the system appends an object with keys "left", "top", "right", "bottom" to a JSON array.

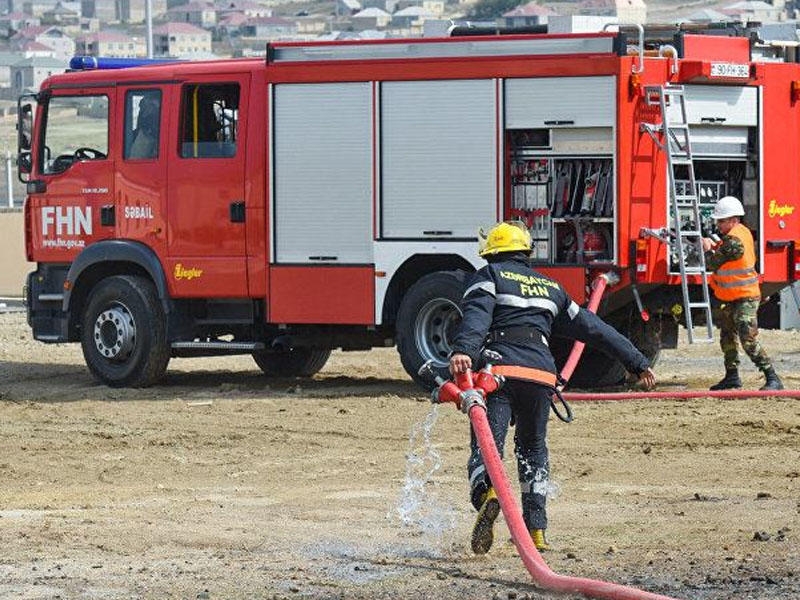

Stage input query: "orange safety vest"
[{"left": 710, "top": 223, "right": 761, "bottom": 301}]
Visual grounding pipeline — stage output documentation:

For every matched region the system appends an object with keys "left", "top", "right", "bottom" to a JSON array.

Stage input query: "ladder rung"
[
  {"left": 667, "top": 124, "right": 690, "bottom": 131},
  {"left": 683, "top": 267, "right": 707, "bottom": 274},
  {"left": 678, "top": 230, "right": 702, "bottom": 236},
  {"left": 688, "top": 302, "right": 712, "bottom": 309},
  {"left": 675, "top": 195, "right": 698, "bottom": 202},
  {"left": 670, "top": 158, "right": 693, "bottom": 165}
]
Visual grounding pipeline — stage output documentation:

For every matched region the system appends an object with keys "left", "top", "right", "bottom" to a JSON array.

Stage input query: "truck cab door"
[
  {"left": 166, "top": 74, "right": 249, "bottom": 297},
  {"left": 114, "top": 86, "right": 171, "bottom": 260},
  {"left": 28, "top": 89, "right": 114, "bottom": 261}
]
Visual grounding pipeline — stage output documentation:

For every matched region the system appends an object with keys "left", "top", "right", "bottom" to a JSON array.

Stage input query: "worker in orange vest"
[{"left": 701, "top": 196, "right": 783, "bottom": 391}]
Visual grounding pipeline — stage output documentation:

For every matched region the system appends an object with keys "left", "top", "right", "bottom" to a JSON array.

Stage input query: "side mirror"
[
  {"left": 17, "top": 151, "right": 31, "bottom": 175},
  {"left": 18, "top": 103, "right": 32, "bottom": 151}
]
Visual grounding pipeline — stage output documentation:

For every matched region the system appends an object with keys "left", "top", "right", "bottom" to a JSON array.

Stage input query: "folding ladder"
[{"left": 641, "top": 85, "right": 714, "bottom": 343}]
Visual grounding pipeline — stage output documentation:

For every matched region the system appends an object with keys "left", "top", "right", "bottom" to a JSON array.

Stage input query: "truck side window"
[
  {"left": 124, "top": 90, "right": 161, "bottom": 160},
  {"left": 41, "top": 95, "right": 108, "bottom": 174},
  {"left": 179, "top": 83, "right": 239, "bottom": 159}
]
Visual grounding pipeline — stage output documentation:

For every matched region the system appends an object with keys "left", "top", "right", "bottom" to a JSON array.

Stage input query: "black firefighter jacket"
[{"left": 450, "top": 256, "right": 649, "bottom": 379}]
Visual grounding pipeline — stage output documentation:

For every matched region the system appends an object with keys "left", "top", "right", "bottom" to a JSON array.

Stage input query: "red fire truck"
[{"left": 17, "top": 26, "right": 800, "bottom": 388}]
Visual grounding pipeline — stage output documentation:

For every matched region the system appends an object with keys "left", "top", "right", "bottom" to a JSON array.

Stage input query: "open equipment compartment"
[
  {"left": 504, "top": 76, "right": 617, "bottom": 266},
  {"left": 506, "top": 128, "right": 616, "bottom": 265}
]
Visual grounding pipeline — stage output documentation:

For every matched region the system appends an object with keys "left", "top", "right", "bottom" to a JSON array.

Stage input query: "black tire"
[
  {"left": 555, "top": 309, "right": 665, "bottom": 388},
  {"left": 396, "top": 271, "right": 466, "bottom": 389},
  {"left": 252, "top": 347, "right": 331, "bottom": 377},
  {"left": 80, "top": 275, "right": 170, "bottom": 388}
]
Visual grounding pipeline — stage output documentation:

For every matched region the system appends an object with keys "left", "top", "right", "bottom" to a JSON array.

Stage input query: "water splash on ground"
[{"left": 389, "top": 405, "right": 456, "bottom": 547}]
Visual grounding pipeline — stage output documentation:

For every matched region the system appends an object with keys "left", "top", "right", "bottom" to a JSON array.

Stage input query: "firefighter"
[
  {"left": 448, "top": 221, "right": 656, "bottom": 554},
  {"left": 129, "top": 94, "right": 160, "bottom": 159},
  {"left": 701, "top": 196, "right": 783, "bottom": 391}
]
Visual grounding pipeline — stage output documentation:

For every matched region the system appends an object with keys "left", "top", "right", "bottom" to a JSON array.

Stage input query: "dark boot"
[
  {"left": 710, "top": 368, "right": 742, "bottom": 390},
  {"left": 760, "top": 368, "right": 784, "bottom": 391}
]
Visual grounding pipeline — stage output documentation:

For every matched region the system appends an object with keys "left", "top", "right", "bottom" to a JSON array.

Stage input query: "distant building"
[
  {"left": 41, "top": 2, "right": 81, "bottom": 27},
  {"left": 11, "top": 55, "right": 66, "bottom": 94},
  {"left": 0, "top": 12, "right": 40, "bottom": 37},
  {"left": 216, "top": 0, "right": 272, "bottom": 18},
  {"left": 573, "top": 0, "right": 646, "bottom": 24},
  {"left": 352, "top": 7, "right": 391, "bottom": 29},
  {"left": 500, "top": 1, "right": 558, "bottom": 27},
  {"left": 239, "top": 16, "right": 297, "bottom": 40},
  {"left": 294, "top": 16, "right": 328, "bottom": 37},
  {"left": 392, "top": 5, "right": 435, "bottom": 28},
  {"left": 82, "top": 0, "right": 167, "bottom": 22},
  {"left": 76, "top": 30, "right": 147, "bottom": 57},
  {"left": 167, "top": 1, "right": 217, "bottom": 28},
  {"left": 337, "top": 0, "right": 362, "bottom": 16},
  {"left": 153, "top": 21, "right": 212, "bottom": 57},
  {"left": 723, "top": 0, "right": 782, "bottom": 21},
  {"left": 0, "top": 51, "right": 21, "bottom": 89},
  {"left": 11, "top": 26, "right": 76, "bottom": 61}
]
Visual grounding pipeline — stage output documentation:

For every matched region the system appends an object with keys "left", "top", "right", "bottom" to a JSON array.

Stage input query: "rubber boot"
[
  {"left": 710, "top": 368, "right": 741, "bottom": 391},
  {"left": 471, "top": 487, "right": 500, "bottom": 554},
  {"left": 760, "top": 367, "right": 784, "bottom": 391},
  {"left": 530, "top": 529, "right": 551, "bottom": 552}
]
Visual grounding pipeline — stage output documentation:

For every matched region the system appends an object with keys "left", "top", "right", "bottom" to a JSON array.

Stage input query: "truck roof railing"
[
  {"left": 266, "top": 33, "right": 620, "bottom": 64},
  {"left": 68, "top": 56, "right": 182, "bottom": 71}
]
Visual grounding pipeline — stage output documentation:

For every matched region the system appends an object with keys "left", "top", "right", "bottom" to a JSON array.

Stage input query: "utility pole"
[{"left": 146, "top": 0, "right": 153, "bottom": 58}]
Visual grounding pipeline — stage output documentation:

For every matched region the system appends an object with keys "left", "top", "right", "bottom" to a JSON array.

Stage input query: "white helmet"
[{"left": 712, "top": 196, "right": 745, "bottom": 220}]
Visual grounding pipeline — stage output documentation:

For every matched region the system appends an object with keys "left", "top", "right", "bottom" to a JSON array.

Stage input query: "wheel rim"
[
  {"left": 93, "top": 304, "right": 136, "bottom": 361},
  {"left": 413, "top": 298, "right": 462, "bottom": 367}
]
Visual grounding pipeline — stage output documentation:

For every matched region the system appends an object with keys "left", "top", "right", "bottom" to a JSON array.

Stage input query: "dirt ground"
[{"left": 0, "top": 310, "right": 798, "bottom": 600}]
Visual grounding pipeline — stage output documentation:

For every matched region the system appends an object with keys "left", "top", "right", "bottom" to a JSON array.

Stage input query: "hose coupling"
[{"left": 459, "top": 388, "right": 486, "bottom": 415}]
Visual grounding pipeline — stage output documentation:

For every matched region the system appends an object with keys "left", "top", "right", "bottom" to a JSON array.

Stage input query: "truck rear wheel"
[
  {"left": 396, "top": 271, "right": 466, "bottom": 389},
  {"left": 252, "top": 348, "right": 331, "bottom": 377},
  {"left": 558, "top": 310, "right": 667, "bottom": 388},
  {"left": 80, "top": 275, "right": 170, "bottom": 388}
]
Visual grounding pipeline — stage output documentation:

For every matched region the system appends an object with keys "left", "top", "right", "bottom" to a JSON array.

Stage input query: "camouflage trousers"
[{"left": 712, "top": 298, "right": 773, "bottom": 372}]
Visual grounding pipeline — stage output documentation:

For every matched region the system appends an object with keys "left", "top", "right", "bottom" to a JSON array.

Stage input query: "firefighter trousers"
[{"left": 467, "top": 378, "right": 552, "bottom": 530}]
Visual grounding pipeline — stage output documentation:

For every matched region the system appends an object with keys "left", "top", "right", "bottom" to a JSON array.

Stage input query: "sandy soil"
[{"left": 0, "top": 310, "right": 798, "bottom": 600}]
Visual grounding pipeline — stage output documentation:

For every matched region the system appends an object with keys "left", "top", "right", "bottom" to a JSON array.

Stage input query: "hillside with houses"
[{"left": 0, "top": 0, "right": 796, "bottom": 102}]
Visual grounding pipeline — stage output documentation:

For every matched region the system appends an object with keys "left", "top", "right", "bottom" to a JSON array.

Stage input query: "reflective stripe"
[
  {"left": 567, "top": 301, "right": 580, "bottom": 320},
  {"left": 496, "top": 294, "right": 558, "bottom": 316},
  {"left": 715, "top": 276, "right": 759, "bottom": 288},
  {"left": 493, "top": 365, "right": 557, "bottom": 386},
  {"left": 520, "top": 479, "right": 549, "bottom": 495},
  {"left": 464, "top": 281, "right": 496, "bottom": 298},
  {"left": 469, "top": 465, "right": 486, "bottom": 486},
  {"left": 716, "top": 267, "right": 757, "bottom": 276}
]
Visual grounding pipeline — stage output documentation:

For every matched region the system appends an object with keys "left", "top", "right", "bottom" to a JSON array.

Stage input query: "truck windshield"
[{"left": 41, "top": 95, "right": 109, "bottom": 174}]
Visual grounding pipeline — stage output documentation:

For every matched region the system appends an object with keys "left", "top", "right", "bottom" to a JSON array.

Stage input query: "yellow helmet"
[{"left": 478, "top": 221, "right": 532, "bottom": 257}]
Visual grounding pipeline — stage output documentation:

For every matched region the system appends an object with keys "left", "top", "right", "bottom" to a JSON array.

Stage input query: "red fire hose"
[
  {"left": 470, "top": 400, "right": 680, "bottom": 600},
  {"left": 564, "top": 388, "right": 800, "bottom": 401},
  {"left": 419, "top": 363, "right": 682, "bottom": 600},
  {"left": 558, "top": 272, "right": 616, "bottom": 385}
]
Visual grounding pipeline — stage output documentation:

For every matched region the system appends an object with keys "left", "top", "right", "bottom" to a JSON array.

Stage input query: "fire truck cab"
[{"left": 18, "top": 26, "right": 800, "bottom": 388}]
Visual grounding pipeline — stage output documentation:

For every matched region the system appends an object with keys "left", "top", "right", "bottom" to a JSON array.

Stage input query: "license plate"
[{"left": 709, "top": 62, "right": 750, "bottom": 78}]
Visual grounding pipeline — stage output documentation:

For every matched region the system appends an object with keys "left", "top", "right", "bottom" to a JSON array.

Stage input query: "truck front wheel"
[
  {"left": 396, "top": 271, "right": 466, "bottom": 389},
  {"left": 252, "top": 347, "right": 331, "bottom": 377},
  {"left": 80, "top": 275, "right": 170, "bottom": 388}
]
